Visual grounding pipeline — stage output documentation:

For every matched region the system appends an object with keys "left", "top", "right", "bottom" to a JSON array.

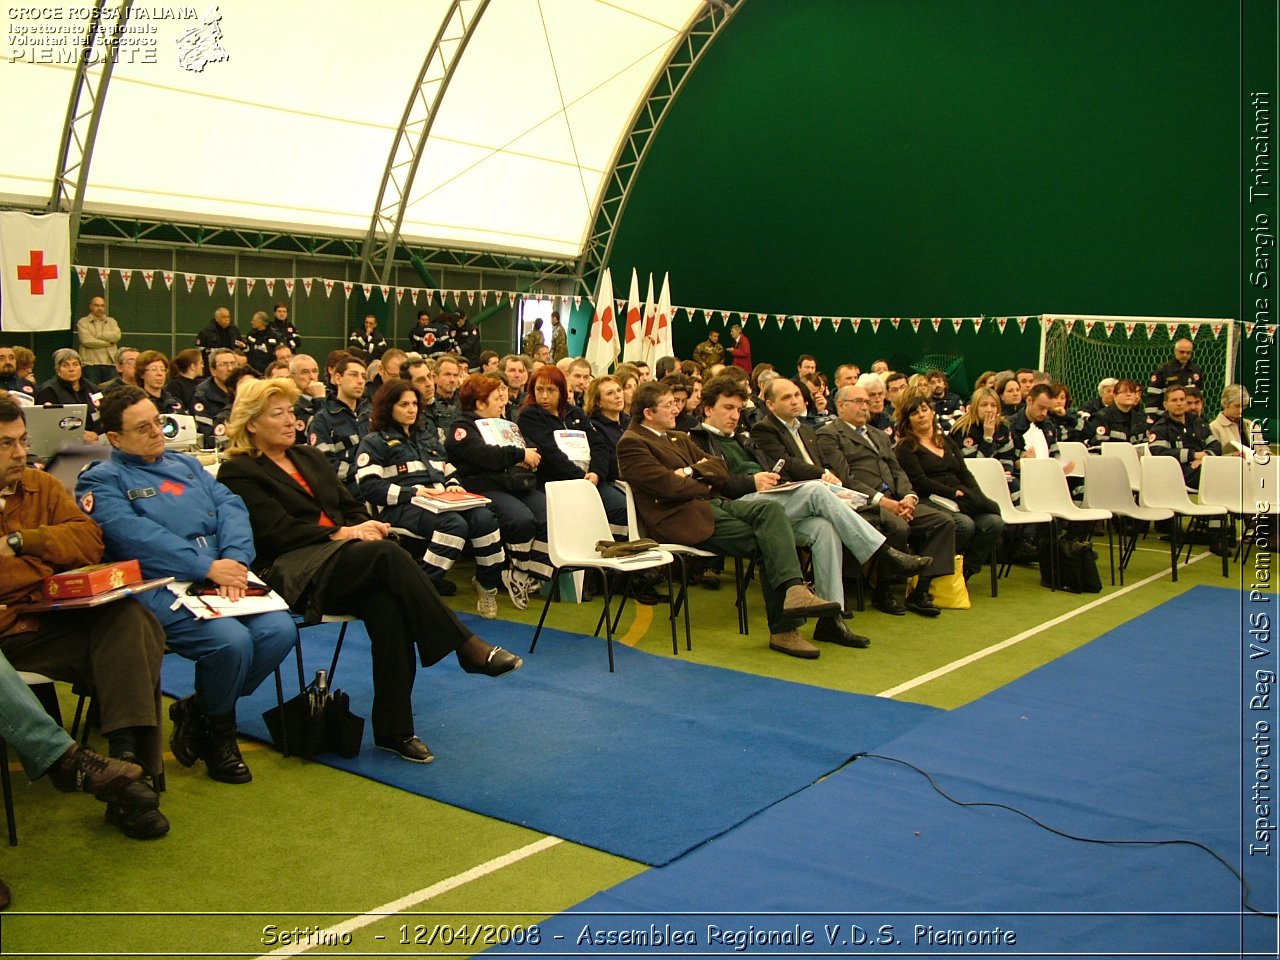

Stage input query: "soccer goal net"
[{"left": 1039, "top": 314, "right": 1238, "bottom": 414}]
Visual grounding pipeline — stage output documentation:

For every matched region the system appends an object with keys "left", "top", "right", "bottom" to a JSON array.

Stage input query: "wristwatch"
[
  {"left": 5, "top": 531, "right": 23, "bottom": 556},
  {"left": 681, "top": 466, "right": 695, "bottom": 478}
]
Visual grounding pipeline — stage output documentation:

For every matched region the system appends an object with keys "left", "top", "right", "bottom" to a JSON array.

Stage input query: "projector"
[{"left": 162, "top": 414, "right": 199, "bottom": 451}]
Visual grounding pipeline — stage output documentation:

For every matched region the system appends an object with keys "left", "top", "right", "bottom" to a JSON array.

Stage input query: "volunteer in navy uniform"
[
  {"left": 354, "top": 379, "right": 507, "bottom": 618},
  {"left": 77, "top": 386, "right": 298, "bottom": 785},
  {"left": 1144, "top": 337, "right": 1204, "bottom": 419},
  {"left": 308, "top": 355, "right": 371, "bottom": 495},
  {"left": 0, "top": 345, "right": 35, "bottom": 401},
  {"left": 1085, "top": 379, "right": 1148, "bottom": 448}
]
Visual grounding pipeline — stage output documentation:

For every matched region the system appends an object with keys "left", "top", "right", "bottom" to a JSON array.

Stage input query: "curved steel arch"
[
  {"left": 359, "top": 0, "right": 491, "bottom": 286},
  {"left": 48, "top": 0, "right": 136, "bottom": 254},
  {"left": 574, "top": 0, "right": 745, "bottom": 297}
]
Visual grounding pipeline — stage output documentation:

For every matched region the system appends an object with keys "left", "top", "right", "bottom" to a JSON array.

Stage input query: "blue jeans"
[{"left": 0, "top": 649, "right": 75, "bottom": 780}]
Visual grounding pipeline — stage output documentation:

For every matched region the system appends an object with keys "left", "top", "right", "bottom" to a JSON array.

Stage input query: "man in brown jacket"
[
  {"left": 617, "top": 381, "right": 841, "bottom": 659},
  {"left": 0, "top": 396, "right": 169, "bottom": 838}
]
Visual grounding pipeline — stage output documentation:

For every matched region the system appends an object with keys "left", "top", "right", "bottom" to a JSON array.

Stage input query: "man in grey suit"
[{"left": 815, "top": 384, "right": 956, "bottom": 617}]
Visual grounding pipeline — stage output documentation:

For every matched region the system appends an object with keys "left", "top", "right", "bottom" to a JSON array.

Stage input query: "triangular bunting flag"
[
  {"left": 1084, "top": 320, "right": 1097, "bottom": 335},
  {"left": 1016, "top": 316, "right": 1028, "bottom": 333},
  {"left": 360, "top": 284, "right": 372, "bottom": 299},
  {"left": 184, "top": 273, "right": 196, "bottom": 293},
  {"left": 1245, "top": 322, "right": 1257, "bottom": 338},
  {"left": 163, "top": 271, "right": 174, "bottom": 290},
  {"left": 1043, "top": 316, "right": 1055, "bottom": 328},
  {"left": 910, "top": 318, "right": 921, "bottom": 333},
  {"left": 394, "top": 286, "right": 405, "bottom": 303},
  {"left": 1104, "top": 322, "right": 1116, "bottom": 336},
  {"left": 930, "top": 317, "right": 941, "bottom": 332},
  {"left": 997, "top": 317, "right": 1008, "bottom": 333},
  {"left": 380, "top": 286, "right": 390, "bottom": 301},
  {"left": 951, "top": 317, "right": 964, "bottom": 333},
  {"left": 142, "top": 270, "right": 154, "bottom": 290},
  {"left": 205, "top": 276, "right": 217, "bottom": 294},
  {"left": 97, "top": 267, "right": 110, "bottom": 287},
  {"left": 809, "top": 316, "right": 821, "bottom": 331},
  {"left": 831, "top": 317, "right": 843, "bottom": 333},
  {"left": 849, "top": 318, "right": 861, "bottom": 332},
  {"left": 119, "top": 269, "right": 132, "bottom": 291},
  {"left": 342, "top": 282, "right": 354, "bottom": 299},
  {"left": 792, "top": 316, "right": 804, "bottom": 331},
  {"left": 1188, "top": 323, "right": 1201, "bottom": 338},
  {"left": 972, "top": 316, "right": 984, "bottom": 333},
  {"left": 1211, "top": 323, "right": 1224, "bottom": 339},
  {"left": 225, "top": 277, "right": 236, "bottom": 296},
  {"left": 870, "top": 318, "right": 881, "bottom": 333},
  {"left": 279, "top": 278, "right": 291, "bottom": 297},
  {"left": 324, "top": 280, "right": 335, "bottom": 298},
  {"left": 75, "top": 266, "right": 88, "bottom": 285},
  {"left": 573, "top": 295, "right": 582, "bottom": 309},
  {"left": 1125, "top": 322, "right": 1137, "bottom": 337},
  {"left": 890, "top": 317, "right": 901, "bottom": 330},
  {"left": 1145, "top": 322, "right": 1158, "bottom": 339},
  {"left": 301, "top": 278, "right": 312, "bottom": 296},
  {"left": 246, "top": 277, "right": 258, "bottom": 295}
]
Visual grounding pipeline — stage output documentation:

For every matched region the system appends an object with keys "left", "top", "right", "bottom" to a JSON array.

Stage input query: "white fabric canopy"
[{"left": 0, "top": 0, "right": 703, "bottom": 259}]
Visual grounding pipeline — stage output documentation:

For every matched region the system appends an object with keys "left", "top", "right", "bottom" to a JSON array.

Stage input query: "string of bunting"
[{"left": 75, "top": 265, "right": 1271, "bottom": 341}]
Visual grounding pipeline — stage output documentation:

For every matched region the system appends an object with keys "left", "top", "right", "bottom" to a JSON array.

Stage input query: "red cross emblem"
[
  {"left": 16, "top": 250, "right": 58, "bottom": 295},
  {"left": 159, "top": 480, "right": 185, "bottom": 496}
]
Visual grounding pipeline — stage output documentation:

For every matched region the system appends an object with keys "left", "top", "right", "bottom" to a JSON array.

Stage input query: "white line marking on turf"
[
  {"left": 877, "top": 551, "right": 1213, "bottom": 699},
  {"left": 256, "top": 836, "right": 564, "bottom": 958}
]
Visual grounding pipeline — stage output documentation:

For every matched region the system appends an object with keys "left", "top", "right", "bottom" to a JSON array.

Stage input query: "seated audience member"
[
  {"left": 858, "top": 373, "right": 894, "bottom": 438},
  {"left": 1009, "top": 384, "right": 1071, "bottom": 468},
  {"left": 749, "top": 363, "right": 774, "bottom": 398},
  {"left": 78, "top": 387, "right": 298, "bottom": 784},
  {"left": 564, "top": 358, "right": 593, "bottom": 409},
  {"left": 210, "top": 366, "right": 261, "bottom": 443},
  {"left": 994, "top": 372, "right": 1023, "bottom": 417},
  {"left": 883, "top": 371, "right": 909, "bottom": 415},
  {"left": 1147, "top": 385, "right": 1220, "bottom": 488},
  {"left": 1045, "top": 383, "right": 1081, "bottom": 442},
  {"left": 446, "top": 374, "right": 550, "bottom": 608},
  {"left": 750, "top": 378, "right": 845, "bottom": 487},
  {"left": 659, "top": 373, "right": 699, "bottom": 432},
  {"left": 243, "top": 312, "right": 281, "bottom": 373},
  {"left": 894, "top": 393, "right": 1004, "bottom": 582},
  {"left": 349, "top": 314, "right": 388, "bottom": 361},
  {"left": 950, "top": 387, "right": 1015, "bottom": 464},
  {"left": 501, "top": 354, "right": 531, "bottom": 415},
  {"left": 355, "top": 380, "right": 508, "bottom": 617},
  {"left": 815, "top": 384, "right": 957, "bottom": 617},
  {"left": 270, "top": 303, "right": 300, "bottom": 354},
  {"left": 1211, "top": 384, "right": 1262, "bottom": 456},
  {"left": 0, "top": 345, "right": 36, "bottom": 401},
  {"left": 792, "top": 354, "right": 821, "bottom": 415},
  {"left": 1183, "top": 385, "right": 1207, "bottom": 424},
  {"left": 617, "top": 381, "right": 842, "bottom": 659},
  {"left": 263, "top": 359, "right": 291, "bottom": 379},
  {"left": 585, "top": 375, "right": 629, "bottom": 459},
  {"left": 190, "top": 348, "right": 238, "bottom": 447},
  {"left": 1086, "top": 378, "right": 1148, "bottom": 448},
  {"left": 654, "top": 356, "right": 679, "bottom": 381},
  {"left": 0, "top": 645, "right": 150, "bottom": 906},
  {"left": 167, "top": 348, "right": 205, "bottom": 413},
  {"left": 97, "top": 347, "right": 141, "bottom": 394},
  {"left": 1078, "top": 377, "right": 1117, "bottom": 420},
  {"left": 0, "top": 396, "right": 168, "bottom": 838},
  {"left": 12, "top": 347, "right": 35, "bottom": 387},
  {"left": 518, "top": 366, "right": 627, "bottom": 537},
  {"left": 612, "top": 363, "right": 641, "bottom": 413},
  {"left": 477, "top": 350, "right": 500, "bottom": 375},
  {"left": 216, "top": 379, "right": 521, "bottom": 765},
  {"left": 927, "top": 371, "right": 965, "bottom": 430},
  {"left": 974, "top": 369, "right": 997, "bottom": 393},
  {"left": 431, "top": 355, "right": 463, "bottom": 428},
  {"left": 689, "top": 376, "right": 930, "bottom": 652},
  {"left": 35, "top": 348, "right": 103, "bottom": 439},
  {"left": 288, "top": 354, "right": 326, "bottom": 425},
  {"left": 370, "top": 348, "right": 406, "bottom": 393},
  {"left": 309, "top": 355, "right": 371, "bottom": 494},
  {"left": 1016, "top": 369, "right": 1037, "bottom": 396},
  {"left": 135, "top": 350, "right": 184, "bottom": 414}
]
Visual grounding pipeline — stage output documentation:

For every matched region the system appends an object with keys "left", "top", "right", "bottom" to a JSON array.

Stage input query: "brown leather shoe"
[
  {"left": 781, "top": 584, "right": 842, "bottom": 619},
  {"left": 46, "top": 745, "right": 143, "bottom": 797},
  {"left": 768, "top": 630, "right": 821, "bottom": 659}
]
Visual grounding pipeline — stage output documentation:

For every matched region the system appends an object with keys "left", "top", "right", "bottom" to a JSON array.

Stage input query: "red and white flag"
[
  {"left": 641, "top": 273, "right": 658, "bottom": 365},
  {"left": 0, "top": 212, "right": 70, "bottom": 332},
  {"left": 584, "top": 268, "right": 619, "bottom": 376},
  {"left": 621, "top": 268, "right": 643, "bottom": 363},
  {"left": 649, "top": 272, "right": 674, "bottom": 368}
]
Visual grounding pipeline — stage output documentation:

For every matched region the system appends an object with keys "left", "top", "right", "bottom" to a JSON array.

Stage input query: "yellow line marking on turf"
[
  {"left": 256, "top": 836, "right": 564, "bottom": 958},
  {"left": 618, "top": 602, "right": 652, "bottom": 646},
  {"left": 877, "top": 551, "right": 1213, "bottom": 699}
]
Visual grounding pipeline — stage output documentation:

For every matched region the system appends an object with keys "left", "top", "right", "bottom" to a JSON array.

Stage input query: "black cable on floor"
[{"left": 853, "top": 751, "right": 1278, "bottom": 919}]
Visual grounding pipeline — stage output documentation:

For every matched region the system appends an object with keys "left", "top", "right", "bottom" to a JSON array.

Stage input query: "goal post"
[{"left": 1038, "top": 314, "right": 1237, "bottom": 414}]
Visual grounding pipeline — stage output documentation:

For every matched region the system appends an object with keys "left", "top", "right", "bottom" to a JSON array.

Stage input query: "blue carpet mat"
[
  {"left": 505, "top": 587, "right": 1277, "bottom": 957},
  {"left": 162, "top": 615, "right": 938, "bottom": 866}
]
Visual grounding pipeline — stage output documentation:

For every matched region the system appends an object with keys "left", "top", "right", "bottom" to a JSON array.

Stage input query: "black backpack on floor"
[{"left": 1038, "top": 532, "right": 1103, "bottom": 593}]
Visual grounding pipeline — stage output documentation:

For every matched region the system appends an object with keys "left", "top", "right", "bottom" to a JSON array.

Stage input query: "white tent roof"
[{"left": 0, "top": 0, "right": 705, "bottom": 260}]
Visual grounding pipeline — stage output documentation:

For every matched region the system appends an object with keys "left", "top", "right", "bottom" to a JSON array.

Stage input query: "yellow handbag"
[{"left": 908, "top": 555, "right": 971, "bottom": 610}]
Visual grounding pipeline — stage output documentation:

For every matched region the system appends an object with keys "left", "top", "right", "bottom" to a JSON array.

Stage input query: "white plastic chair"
[
  {"left": 531, "top": 479, "right": 676, "bottom": 671},
  {"left": 966, "top": 457, "right": 1053, "bottom": 595},
  {"left": 1020, "top": 458, "right": 1113, "bottom": 589},
  {"left": 1100, "top": 442, "right": 1142, "bottom": 492},
  {"left": 1139, "top": 455, "right": 1228, "bottom": 578},
  {"left": 1057, "top": 441, "right": 1090, "bottom": 478},
  {"left": 1082, "top": 456, "right": 1174, "bottom": 583}
]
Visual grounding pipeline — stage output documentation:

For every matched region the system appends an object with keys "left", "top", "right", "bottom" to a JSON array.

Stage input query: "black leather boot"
[
  {"left": 200, "top": 711, "right": 252, "bottom": 784},
  {"left": 168, "top": 695, "right": 202, "bottom": 768}
]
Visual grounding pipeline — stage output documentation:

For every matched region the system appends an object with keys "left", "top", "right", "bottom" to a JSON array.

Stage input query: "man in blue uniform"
[
  {"left": 78, "top": 387, "right": 298, "bottom": 784},
  {"left": 1145, "top": 338, "right": 1204, "bottom": 419},
  {"left": 308, "top": 355, "right": 371, "bottom": 494},
  {"left": 1147, "top": 384, "right": 1221, "bottom": 489}
]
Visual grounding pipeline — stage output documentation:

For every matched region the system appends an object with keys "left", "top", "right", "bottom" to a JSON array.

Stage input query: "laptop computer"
[{"left": 24, "top": 404, "right": 88, "bottom": 460}]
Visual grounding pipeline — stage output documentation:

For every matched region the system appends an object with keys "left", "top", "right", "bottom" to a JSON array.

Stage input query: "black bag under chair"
[
  {"left": 263, "top": 670, "right": 365, "bottom": 759},
  {"left": 1038, "top": 531, "right": 1103, "bottom": 594}
]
